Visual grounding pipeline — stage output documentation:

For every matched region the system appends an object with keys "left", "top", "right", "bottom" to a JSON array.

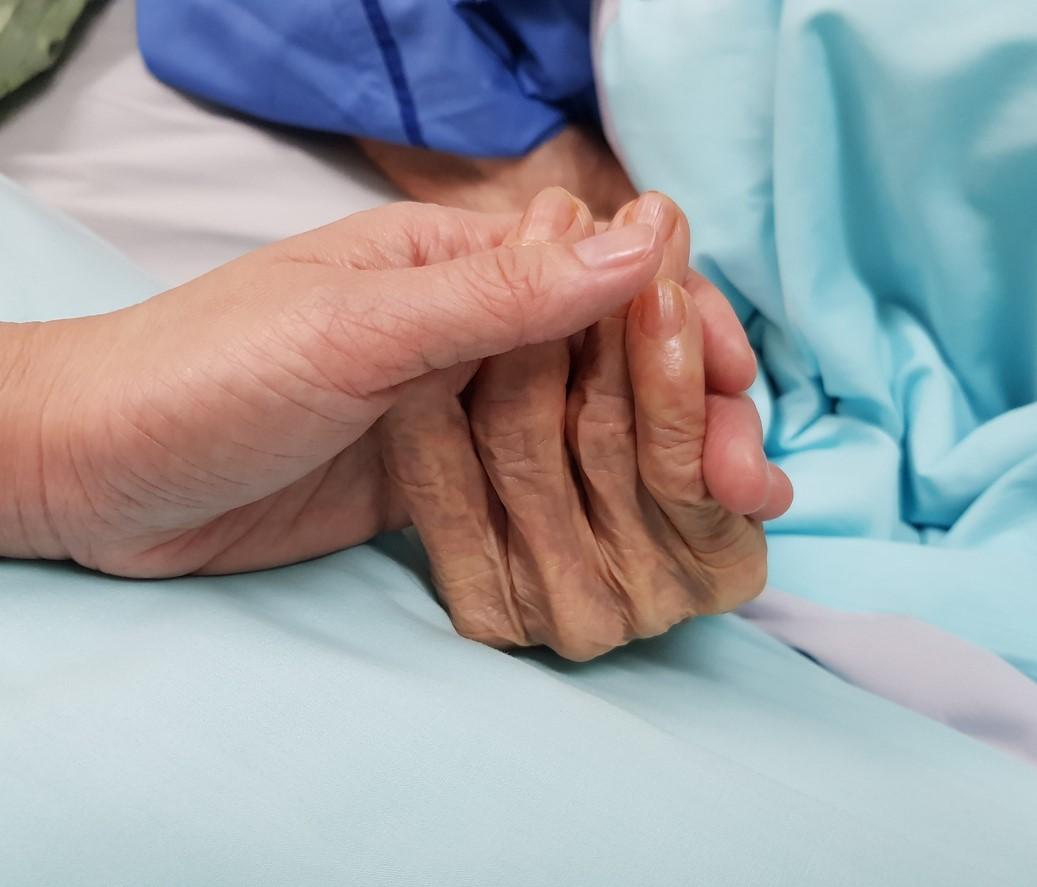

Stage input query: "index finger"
[
  {"left": 684, "top": 268, "right": 757, "bottom": 394},
  {"left": 605, "top": 199, "right": 758, "bottom": 395},
  {"left": 274, "top": 202, "right": 521, "bottom": 271}
]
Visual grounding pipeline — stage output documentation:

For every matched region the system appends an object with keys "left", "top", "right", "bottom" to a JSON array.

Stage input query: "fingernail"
[
  {"left": 519, "top": 187, "right": 577, "bottom": 241},
  {"left": 631, "top": 192, "right": 678, "bottom": 239},
  {"left": 639, "top": 279, "right": 686, "bottom": 339},
  {"left": 573, "top": 224, "right": 656, "bottom": 269}
]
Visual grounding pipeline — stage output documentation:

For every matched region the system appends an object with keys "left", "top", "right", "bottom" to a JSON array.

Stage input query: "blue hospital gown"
[{"left": 136, "top": 0, "right": 597, "bottom": 157}]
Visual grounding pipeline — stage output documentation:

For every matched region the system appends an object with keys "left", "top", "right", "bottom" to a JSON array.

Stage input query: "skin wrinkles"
[
  {"left": 1, "top": 191, "right": 789, "bottom": 658},
  {"left": 382, "top": 188, "right": 791, "bottom": 660}
]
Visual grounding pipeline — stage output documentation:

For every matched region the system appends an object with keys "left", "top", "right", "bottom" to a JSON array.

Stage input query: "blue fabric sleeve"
[{"left": 136, "top": 0, "right": 595, "bottom": 158}]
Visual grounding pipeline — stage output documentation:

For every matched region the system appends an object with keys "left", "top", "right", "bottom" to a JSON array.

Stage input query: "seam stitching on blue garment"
[{"left": 359, "top": 0, "right": 427, "bottom": 147}]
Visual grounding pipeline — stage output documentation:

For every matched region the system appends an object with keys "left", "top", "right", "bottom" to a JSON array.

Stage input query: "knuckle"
[
  {"left": 395, "top": 203, "right": 439, "bottom": 265},
  {"left": 693, "top": 520, "right": 769, "bottom": 612},
  {"left": 639, "top": 429, "right": 707, "bottom": 504},
  {"left": 492, "top": 246, "right": 541, "bottom": 305},
  {"left": 400, "top": 203, "right": 483, "bottom": 267},
  {"left": 467, "top": 246, "right": 549, "bottom": 345},
  {"left": 446, "top": 579, "right": 527, "bottom": 649},
  {"left": 443, "top": 252, "right": 530, "bottom": 352},
  {"left": 577, "top": 386, "right": 635, "bottom": 435},
  {"left": 694, "top": 509, "right": 763, "bottom": 560},
  {"left": 644, "top": 415, "right": 703, "bottom": 460},
  {"left": 454, "top": 618, "right": 520, "bottom": 650},
  {"left": 469, "top": 389, "right": 530, "bottom": 440},
  {"left": 547, "top": 597, "right": 631, "bottom": 662},
  {"left": 570, "top": 391, "right": 635, "bottom": 471},
  {"left": 576, "top": 398, "right": 630, "bottom": 454},
  {"left": 470, "top": 414, "right": 543, "bottom": 474},
  {"left": 350, "top": 202, "right": 433, "bottom": 267},
  {"left": 616, "top": 558, "right": 691, "bottom": 638},
  {"left": 508, "top": 564, "right": 632, "bottom": 661},
  {"left": 469, "top": 408, "right": 563, "bottom": 496},
  {"left": 552, "top": 633, "right": 620, "bottom": 663},
  {"left": 476, "top": 247, "right": 526, "bottom": 301}
]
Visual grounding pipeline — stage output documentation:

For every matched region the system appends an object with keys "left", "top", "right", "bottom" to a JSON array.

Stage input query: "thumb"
[{"left": 339, "top": 223, "right": 664, "bottom": 395}]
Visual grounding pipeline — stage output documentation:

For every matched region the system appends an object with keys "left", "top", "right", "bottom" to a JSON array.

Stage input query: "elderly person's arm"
[
  {"left": 136, "top": 1, "right": 634, "bottom": 216},
  {"left": 356, "top": 126, "right": 635, "bottom": 218},
  {"left": 0, "top": 192, "right": 789, "bottom": 659}
]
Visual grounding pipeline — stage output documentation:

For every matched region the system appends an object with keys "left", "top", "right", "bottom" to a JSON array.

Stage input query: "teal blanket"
[{"left": 598, "top": 0, "right": 1037, "bottom": 678}]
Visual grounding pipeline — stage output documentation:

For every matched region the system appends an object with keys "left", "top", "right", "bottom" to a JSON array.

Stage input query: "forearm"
[
  {"left": 0, "top": 321, "right": 69, "bottom": 560},
  {"left": 357, "top": 126, "right": 637, "bottom": 219}
]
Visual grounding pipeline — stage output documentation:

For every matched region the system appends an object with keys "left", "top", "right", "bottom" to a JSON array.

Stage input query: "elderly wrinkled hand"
[{"left": 381, "top": 189, "right": 792, "bottom": 660}]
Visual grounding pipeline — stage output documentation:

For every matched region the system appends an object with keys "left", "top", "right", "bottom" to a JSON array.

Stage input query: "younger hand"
[{"left": 6, "top": 199, "right": 665, "bottom": 576}]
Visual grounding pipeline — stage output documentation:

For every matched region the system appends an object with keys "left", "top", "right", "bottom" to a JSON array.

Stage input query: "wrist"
[{"left": 0, "top": 320, "right": 72, "bottom": 560}]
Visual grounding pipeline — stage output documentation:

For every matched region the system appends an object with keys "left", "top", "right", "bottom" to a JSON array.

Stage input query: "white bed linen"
[{"left": 0, "top": 0, "right": 398, "bottom": 287}]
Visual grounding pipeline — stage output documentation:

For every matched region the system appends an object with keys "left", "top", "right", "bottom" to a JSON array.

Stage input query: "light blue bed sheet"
[
  {"left": 2, "top": 177, "right": 1037, "bottom": 884},
  {"left": 597, "top": 0, "right": 1037, "bottom": 678}
]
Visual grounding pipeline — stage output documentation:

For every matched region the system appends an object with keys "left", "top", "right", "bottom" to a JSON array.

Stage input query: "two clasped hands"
[{"left": 0, "top": 188, "right": 790, "bottom": 660}]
